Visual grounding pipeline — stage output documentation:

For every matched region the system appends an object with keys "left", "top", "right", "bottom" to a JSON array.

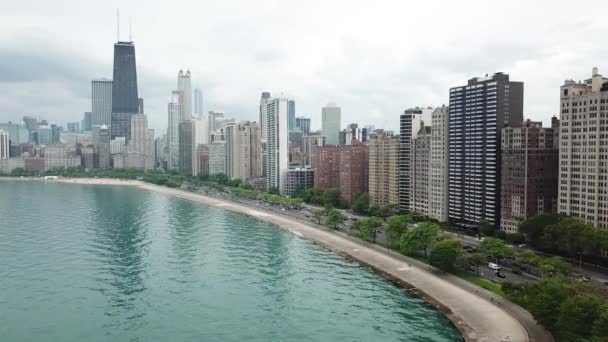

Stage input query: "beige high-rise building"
[
  {"left": 429, "top": 106, "right": 449, "bottom": 222},
  {"left": 559, "top": 67, "right": 608, "bottom": 229},
  {"left": 367, "top": 130, "right": 400, "bottom": 206},
  {"left": 410, "top": 124, "right": 432, "bottom": 216},
  {"left": 225, "top": 121, "right": 262, "bottom": 181}
]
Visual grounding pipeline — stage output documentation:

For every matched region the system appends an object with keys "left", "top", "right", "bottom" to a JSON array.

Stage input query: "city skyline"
[{"left": 3, "top": 1, "right": 608, "bottom": 133}]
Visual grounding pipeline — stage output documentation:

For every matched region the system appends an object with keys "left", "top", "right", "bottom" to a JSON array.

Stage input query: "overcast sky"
[{"left": 1, "top": 0, "right": 608, "bottom": 133}]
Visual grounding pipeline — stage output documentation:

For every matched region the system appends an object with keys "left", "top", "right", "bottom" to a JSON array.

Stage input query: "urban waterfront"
[{"left": 0, "top": 181, "right": 460, "bottom": 342}]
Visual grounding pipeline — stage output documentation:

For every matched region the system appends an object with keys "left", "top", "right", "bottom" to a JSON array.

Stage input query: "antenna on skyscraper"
[
  {"left": 129, "top": 17, "right": 132, "bottom": 42},
  {"left": 116, "top": 9, "right": 120, "bottom": 41}
]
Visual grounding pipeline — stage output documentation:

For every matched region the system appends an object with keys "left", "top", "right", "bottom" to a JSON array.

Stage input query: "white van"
[{"left": 488, "top": 262, "right": 501, "bottom": 270}]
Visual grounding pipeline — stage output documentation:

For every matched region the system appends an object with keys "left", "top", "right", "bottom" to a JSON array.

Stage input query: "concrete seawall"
[{"left": 53, "top": 178, "right": 539, "bottom": 342}]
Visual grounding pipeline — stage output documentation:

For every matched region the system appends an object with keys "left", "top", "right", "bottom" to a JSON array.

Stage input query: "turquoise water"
[{"left": 0, "top": 181, "right": 460, "bottom": 342}]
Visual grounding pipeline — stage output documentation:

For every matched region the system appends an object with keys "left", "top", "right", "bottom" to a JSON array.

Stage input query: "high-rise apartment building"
[
  {"left": 92, "top": 78, "right": 113, "bottom": 127},
  {"left": 0, "top": 129, "right": 8, "bottom": 159},
  {"left": 130, "top": 114, "right": 149, "bottom": 154},
  {"left": 295, "top": 117, "right": 311, "bottom": 134},
  {"left": 111, "top": 41, "right": 139, "bottom": 139},
  {"left": 177, "top": 70, "right": 192, "bottom": 122},
  {"left": 429, "top": 106, "right": 449, "bottom": 222},
  {"left": 208, "top": 141, "right": 226, "bottom": 175},
  {"left": 322, "top": 103, "right": 341, "bottom": 145},
  {"left": 558, "top": 67, "right": 608, "bottom": 229},
  {"left": 38, "top": 125, "right": 52, "bottom": 145},
  {"left": 178, "top": 120, "right": 194, "bottom": 175},
  {"left": 288, "top": 100, "right": 296, "bottom": 131},
  {"left": 265, "top": 97, "right": 290, "bottom": 194},
  {"left": 399, "top": 107, "right": 433, "bottom": 212},
  {"left": 314, "top": 143, "right": 368, "bottom": 203},
  {"left": 314, "top": 146, "right": 341, "bottom": 190},
  {"left": 410, "top": 124, "right": 432, "bottom": 216},
  {"left": 0, "top": 122, "right": 29, "bottom": 146},
  {"left": 448, "top": 73, "right": 524, "bottom": 230},
  {"left": 302, "top": 134, "right": 326, "bottom": 167},
  {"left": 194, "top": 88, "right": 203, "bottom": 115},
  {"left": 259, "top": 92, "right": 271, "bottom": 141},
  {"left": 339, "top": 141, "right": 368, "bottom": 203},
  {"left": 97, "top": 125, "right": 111, "bottom": 169},
  {"left": 83, "top": 112, "right": 92, "bottom": 131},
  {"left": 195, "top": 144, "right": 209, "bottom": 176},
  {"left": 167, "top": 92, "right": 181, "bottom": 171},
  {"left": 368, "top": 129, "right": 400, "bottom": 206},
  {"left": 501, "top": 120, "right": 559, "bottom": 232},
  {"left": 225, "top": 121, "right": 237, "bottom": 178},
  {"left": 286, "top": 167, "right": 314, "bottom": 197}
]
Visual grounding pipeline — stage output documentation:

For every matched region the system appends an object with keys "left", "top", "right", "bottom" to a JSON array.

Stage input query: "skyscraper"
[
  {"left": 83, "top": 112, "right": 92, "bottom": 131},
  {"left": 259, "top": 92, "right": 271, "bottom": 140},
  {"left": 177, "top": 70, "right": 192, "bottom": 122},
  {"left": 138, "top": 98, "right": 144, "bottom": 114},
  {"left": 265, "top": 97, "right": 290, "bottom": 194},
  {"left": 167, "top": 92, "right": 181, "bottom": 171},
  {"left": 368, "top": 130, "right": 400, "bottom": 206},
  {"left": 399, "top": 107, "right": 433, "bottom": 212},
  {"left": 558, "top": 67, "right": 608, "bottom": 229},
  {"left": 194, "top": 88, "right": 204, "bottom": 115},
  {"left": 429, "top": 106, "right": 449, "bottom": 222},
  {"left": 295, "top": 117, "right": 311, "bottom": 134},
  {"left": 130, "top": 114, "right": 148, "bottom": 154},
  {"left": 179, "top": 120, "right": 194, "bottom": 175},
  {"left": 92, "top": 78, "right": 113, "bottom": 126},
  {"left": 111, "top": 41, "right": 139, "bottom": 139},
  {"left": 97, "top": 125, "right": 111, "bottom": 169},
  {"left": 208, "top": 141, "right": 226, "bottom": 175},
  {"left": 0, "top": 129, "right": 8, "bottom": 159},
  {"left": 322, "top": 103, "right": 341, "bottom": 145},
  {"left": 288, "top": 100, "right": 296, "bottom": 131},
  {"left": 410, "top": 124, "right": 432, "bottom": 216},
  {"left": 501, "top": 120, "right": 558, "bottom": 233},
  {"left": 448, "top": 73, "right": 524, "bottom": 230}
]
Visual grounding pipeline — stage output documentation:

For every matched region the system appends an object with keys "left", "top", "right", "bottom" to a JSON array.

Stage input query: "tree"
[
  {"left": 354, "top": 217, "right": 383, "bottom": 242},
  {"left": 478, "top": 219, "right": 495, "bottom": 236},
  {"left": 465, "top": 253, "right": 486, "bottom": 275},
  {"left": 518, "top": 213, "right": 559, "bottom": 246},
  {"left": 369, "top": 204, "right": 397, "bottom": 219},
  {"left": 515, "top": 276, "right": 575, "bottom": 332},
  {"left": 430, "top": 239, "right": 462, "bottom": 272},
  {"left": 321, "top": 188, "right": 345, "bottom": 208},
  {"left": 351, "top": 193, "right": 369, "bottom": 215},
  {"left": 478, "top": 237, "right": 513, "bottom": 262},
  {"left": 386, "top": 214, "right": 413, "bottom": 248},
  {"left": 591, "top": 305, "right": 608, "bottom": 339},
  {"left": 312, "top": 208, "right": 324, "bottom": 225},
  {"left": 556, "top": 295, "right": 603, "bottom": 341},
  {"left": 538, "top": 256, "right": 573, "bottom": 277},
  {"left": 399, "top": 222, "right": 440, "bottom": 256},
  {"left": 267, "top": 186, "right": 280, "bottom": 195},
  {"left": 517, "top": 249, "right": 541, "bottom": 266},
  {"left": 326, "top": 208, "right": 345, "bottom": 229}
]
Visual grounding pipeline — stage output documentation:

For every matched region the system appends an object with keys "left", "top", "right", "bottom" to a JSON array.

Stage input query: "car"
[
  {"left": 496, "top": 272, "right": 506, "bottom": 279},
  {"left": 603, "top": 281, "right": 608, "bottom": 287},
  {"left": 488, "top": 262, "right": 501, "bottom": 270},
  {"left": 517, "top": 243, "right": 527, "bottom": 248},
  {"left": 469, "top": 265, "right": 477, "bottom": 272},
  {"left": 512, "top": 268, "right": 523, "bottom": 275}
]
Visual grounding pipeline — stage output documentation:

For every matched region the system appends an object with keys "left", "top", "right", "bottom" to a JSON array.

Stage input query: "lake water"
[{"left": 0, "top": 180, "right": 460, "bottom": 341}]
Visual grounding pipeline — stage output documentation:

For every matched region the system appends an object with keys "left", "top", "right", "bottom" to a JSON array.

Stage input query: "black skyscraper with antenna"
[{"left": 110, "top": 12, "right": 139, "bottom": 140}]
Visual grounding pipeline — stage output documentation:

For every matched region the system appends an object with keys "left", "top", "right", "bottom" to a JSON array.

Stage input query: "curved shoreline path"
[{"left": 55, "top": 178, "right": 545, "bottom": 342}]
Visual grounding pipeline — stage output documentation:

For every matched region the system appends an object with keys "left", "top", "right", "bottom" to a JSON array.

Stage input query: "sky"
[{"left": 1, "top": 0, "right": 608, "bottom": 134}]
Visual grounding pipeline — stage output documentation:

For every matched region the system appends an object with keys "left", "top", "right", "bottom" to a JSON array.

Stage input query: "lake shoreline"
[{"left": 11, "top": 177, "right": 538, "bottom": 341}]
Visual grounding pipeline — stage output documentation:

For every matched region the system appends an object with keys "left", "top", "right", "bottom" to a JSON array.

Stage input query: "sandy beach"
[{"left": 43, "top": 177, "right": 543, "bottom": 342}]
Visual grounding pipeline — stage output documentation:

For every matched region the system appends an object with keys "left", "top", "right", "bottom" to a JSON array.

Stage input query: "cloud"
[{"left": 2, "top": 0, "right": 608, "bottom": 134}]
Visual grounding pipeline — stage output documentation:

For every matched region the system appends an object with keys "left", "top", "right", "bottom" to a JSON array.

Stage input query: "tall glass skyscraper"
[{"left": 111, "top": 41, "right": 139, "bottom": 139}]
